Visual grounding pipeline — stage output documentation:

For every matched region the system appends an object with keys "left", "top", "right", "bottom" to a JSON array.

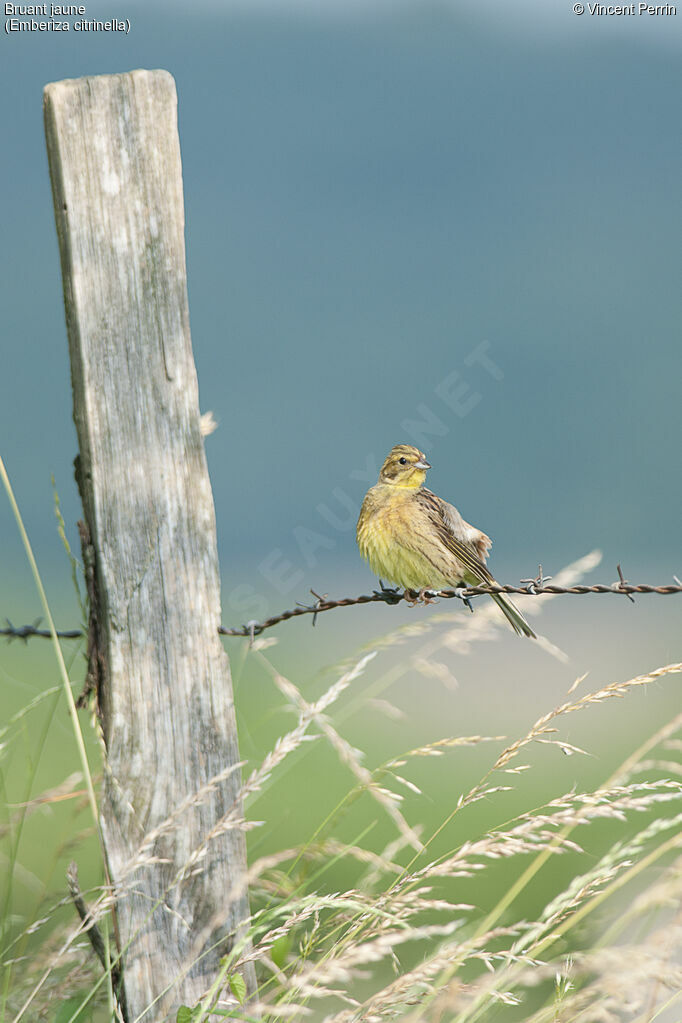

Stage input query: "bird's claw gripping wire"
[
  {"left": 373, "top": 581, "right": 403, "bottom": 605},
  {"left": 403, "top": 588, "right": 440, "bottom": 607},
  {"left": 453, "top": 587, "right": 475, "bottom": 613}
]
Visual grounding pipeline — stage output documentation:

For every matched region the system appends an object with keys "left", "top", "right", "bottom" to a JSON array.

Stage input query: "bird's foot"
[
  {"left": 453, "top": 587, "right": 475, "bottom": 614},
  {"left": 404, "top": 588, "right": 440, "bottom": 606},
  {"left": 373, "top": 581, "right": 403, "bottom": 605}
]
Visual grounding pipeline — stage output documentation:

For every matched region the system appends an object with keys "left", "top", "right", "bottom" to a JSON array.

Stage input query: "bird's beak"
[{"left": 415, "top": 457, "right": 431, "bottom": 470}]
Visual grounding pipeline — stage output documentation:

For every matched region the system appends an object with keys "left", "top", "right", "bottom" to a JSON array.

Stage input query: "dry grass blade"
[
  {"left": 4, "top": 526, "right": 680, "bottom": 1023},
  {"left": 117, "top": 761, "right": 244, "bottom": 883},
  {"left": 258, "top": 650, "right": 423, "bottom": 852},
  {"left": 492, "top": 662, "right": 682, "bottom": 774}
]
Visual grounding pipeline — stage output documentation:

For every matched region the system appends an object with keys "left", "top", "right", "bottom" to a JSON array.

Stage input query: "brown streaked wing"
[{"left": 416, "top": 489, "right": 495, "bottom": 584}]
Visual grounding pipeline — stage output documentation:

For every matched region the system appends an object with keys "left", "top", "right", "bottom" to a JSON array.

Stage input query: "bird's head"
[{"left": 378, "top": 444, "right": 431, "bottom": 488}]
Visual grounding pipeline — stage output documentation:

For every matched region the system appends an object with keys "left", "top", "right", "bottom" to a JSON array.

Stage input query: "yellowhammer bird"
[{"left": 356, "top": 444, "right": 536, "bottom": 638}]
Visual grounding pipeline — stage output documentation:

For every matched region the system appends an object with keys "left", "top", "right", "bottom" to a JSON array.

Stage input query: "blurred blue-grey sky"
[{"left": 1, "top": 0, "right": 680, "bottom": 624}]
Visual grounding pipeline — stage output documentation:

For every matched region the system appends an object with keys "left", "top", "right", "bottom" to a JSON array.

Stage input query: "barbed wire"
[
  {"left": 2, "top": 566, "right": 680, "bottom": 644},
  {"left": 1, "top": 619, "right": 84, "bottom": 642}
]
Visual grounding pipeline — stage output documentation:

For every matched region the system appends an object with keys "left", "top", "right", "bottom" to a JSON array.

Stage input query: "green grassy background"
[
  {"left": 1, "top": 556, "right": 680, "bottom": 1017},
  {"left": 1, "top": 0, "right": 680, "bottom": 1016}
]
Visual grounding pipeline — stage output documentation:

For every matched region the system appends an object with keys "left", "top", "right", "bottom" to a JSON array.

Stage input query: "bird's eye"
[{"left": 399, "top": 457, "right": 407, "bottom": 465}]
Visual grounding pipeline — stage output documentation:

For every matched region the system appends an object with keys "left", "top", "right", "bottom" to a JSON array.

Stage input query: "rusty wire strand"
[{"left": 3, "top": 567, "right": 680, "bottom": 642}]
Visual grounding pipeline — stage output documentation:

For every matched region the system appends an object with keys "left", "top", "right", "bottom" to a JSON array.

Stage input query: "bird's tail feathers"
[{"left": 491, "top": 592, "right": 536, "bottom": 639}]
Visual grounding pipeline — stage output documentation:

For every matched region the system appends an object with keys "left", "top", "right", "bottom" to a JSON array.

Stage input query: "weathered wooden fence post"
[{"left": 44, "top": 70, "right": 256, "bottom": 1019}]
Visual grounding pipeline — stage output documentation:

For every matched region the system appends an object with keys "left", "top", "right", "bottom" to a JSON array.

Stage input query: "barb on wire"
[
  {"left": 296, "top": 588, "right": 329, "bottom": 627},
  {"left": 218, "top": 567, "right": 682, "bottom": 639},
  {"left": 1, "top": 617, "right": 83, "bottom": 642},
  {"left": 2, "top": 566, "right": 681, "bottom": 644},
  {"left": 616, "top": 562, "right": 636, "bottom": 604},
  {"left": 520, "top": 564, "right": 552, "bottom": 593}
]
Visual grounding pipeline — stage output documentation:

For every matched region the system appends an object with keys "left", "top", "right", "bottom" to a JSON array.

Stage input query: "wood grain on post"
[{"left": 43, "top": 70, "right": 256, "bottom": 1019}]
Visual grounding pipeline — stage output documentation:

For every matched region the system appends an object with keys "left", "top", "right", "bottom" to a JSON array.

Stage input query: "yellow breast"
[{"left": 356, "top": 485, "right": 455, "bottom": 591}]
